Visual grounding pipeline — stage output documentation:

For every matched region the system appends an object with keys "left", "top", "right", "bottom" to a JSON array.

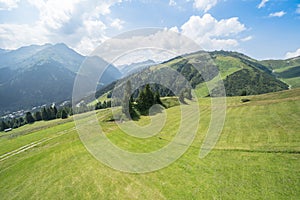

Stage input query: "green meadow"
[{"left": 0, "top": 89, "right": 299, "bottom": 199}]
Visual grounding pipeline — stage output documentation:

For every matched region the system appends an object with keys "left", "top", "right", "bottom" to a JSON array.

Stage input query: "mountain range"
[
  {"left": 119, "top": 59, "right": 157, "bottom": 76},
  {"left": 0, "top": 43, "right": 122, "bottom": 115},
  {"left": 0, "top": 43, "right": 299, "bottom": 115},
  {"left": 95, "top": 50, "right": 300, "bottom": 100}
]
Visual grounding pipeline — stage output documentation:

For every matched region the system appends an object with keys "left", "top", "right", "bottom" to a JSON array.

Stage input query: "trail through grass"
[{"left": 0, "top": 89, "right": 299, "bottom": 199}]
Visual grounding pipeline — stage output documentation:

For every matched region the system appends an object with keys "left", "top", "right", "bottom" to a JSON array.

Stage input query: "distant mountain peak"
[
  {"left": 0, "top": 43, "right": 122, "bottom": 115},
  {"left": 119, "top": 59, "right": 158, "bottom": 76}
]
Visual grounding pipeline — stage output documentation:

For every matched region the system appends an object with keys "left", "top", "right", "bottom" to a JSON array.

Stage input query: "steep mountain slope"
[
  {"left": 155, "top": 51, "right": 288, "bottom": 97},
  {"left": 95, "top": 51, "right": 290, "bottom": 99},
  {"left": 22, "top": 43, "right": 85, "bottom": 73},
  {"left": 208, "top": 51, "right": 288, "bottom": 96},
  {"left": 0, "top": 44, "right": 52, "bottom": 69},
  {"left": 0, "top": 60, "right": 76, "bottom": 112},
  {"left": 0, "top": 44, "right": 122, "bottom": 114}
]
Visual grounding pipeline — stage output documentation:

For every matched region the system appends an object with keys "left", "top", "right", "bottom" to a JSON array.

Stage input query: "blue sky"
[{"left": 0, "top": 0, "right": 299, "bottom": 60}]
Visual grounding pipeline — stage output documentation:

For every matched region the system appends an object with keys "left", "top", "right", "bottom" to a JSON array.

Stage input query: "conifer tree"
[
  {"left": 179, "top": 91, "right": 186, "bottom": 104},
  {"left": 41, "top": 107, "right": 48, "bottom": 120},
  {"left": 0, "top": 121, "right": 8, "bottom": 131},
  {"left": 122, "top": 81, "right": 132, "bottom": 117},
  {"left": 34, "top": 111, "right": 42, "bottom": 121},
  {"left": 25, "top": 112, "right": 35, "bottom": 124},
  {"left": 61, "top": 109, "right": 68, "bottom": 119},
  {"left": 136, "top": 84, "right": 155, "bottom": 115}
]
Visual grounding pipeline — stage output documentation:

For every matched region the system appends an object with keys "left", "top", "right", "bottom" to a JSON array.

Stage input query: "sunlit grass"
[{"left": 0, "top": 89, "right": 299, "bottom": 199}]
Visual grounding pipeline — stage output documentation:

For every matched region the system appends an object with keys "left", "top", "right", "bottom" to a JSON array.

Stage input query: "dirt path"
[{"left": 0, "top": 127, "right": 76, "bottom": 162}]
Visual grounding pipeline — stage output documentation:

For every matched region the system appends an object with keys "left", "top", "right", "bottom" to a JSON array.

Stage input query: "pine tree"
[
  {"left": 61, "top": 109, "right": 68, "bottom": 119},
  {"left": 34, "top": 111, "right": 42, "bottom": 121},
  {"left": 122, "top": 81, "right": 132, "bottom": 117},
  {"left": 53, "top": 106, "right": 58, "bottom": 118},
  {"left": 179, "top": 91, "right": 186, "bottom": 104},
  {"left": 13, "top": 118, "right": 20, "bottom": 129},
  {"left": 47, "top": 107, "right": 55, "bottom": 120},
  {"left": 95, "top": 102, "right": 102, "bottom": 110},
  {"left": 41, "top": 107, "right": 48, "bottom": 120},
  {"left": 25, "top": 112, "right": 35, "bottom": 124},
  {"left": 0, "top": 121, "right": 9, "bottom": 131},
  {"left": 154, "top": 92, "right": 164, "bottom": 106},
  {"left": 102, "top": 101, "right": 107, "bottom": 109},
  {"left": 136, "top": 84, "right": 155, "bottom": 115},
  {"left": 185, "top": 88, "right": 192, "bottom": 100},
  {"left": 19, "top": 117, "right": 25, "bottom": 126},
  {"left": 106, "top": 101, "right": 111, "bottom": 108}
]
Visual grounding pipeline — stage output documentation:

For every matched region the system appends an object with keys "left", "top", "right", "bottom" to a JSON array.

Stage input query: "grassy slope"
[
  {"left": 0, "top": 89, "right": 299, "bottom": 199},
  {"left": 170, "top": 52, "right": 288, "bottom": 97},
  {"left": 260, "top": 56, "right": 300, "bottom": 88},
  {"left": 194, "top": 55, "right": 245, "bottom": 97},
  {"left": 93, "top": 51, "right": 294, "bottom": 101}
]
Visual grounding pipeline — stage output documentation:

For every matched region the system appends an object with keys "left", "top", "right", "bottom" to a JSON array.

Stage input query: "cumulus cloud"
[
  {"left": 257, "top": 0, "right": 269, "bottom": 9},
  {"left": 285, "top": 48, "right": 300, "bottom": 59},
  {"left": 169, "top": 0, "right": 176, "bottom": 6},
  {"left": 92, "top": 28, "right": 201, "bottom": 65},
  {"left": 27, "top": 0, "right": 81, "bottom": 29},
  {"left": 179, "top": 14, "right": 246, "bottom": 50},
  {"left": 193, "top": 0, "right": 218, "bottom": 12},
  {"left": 110, "top": 18, "right": 125, "bottom": 30},
  {"left": 0, "top": 23, "right": 49, "bottom": 48},
  {"left": 169, "top": 26, "right": 179, "bottom": 33},
  {"left": 0, "top": 0, "right": 126, "bottom": 55},
  {"left": 0, "top": 1, "right": 246, "bottom": 59},
  {"left": 0, "top": 0, "right": 19, "bottom": 10},
  {"left": 269, "top": 11, "right": 286, "bottom": 17}
]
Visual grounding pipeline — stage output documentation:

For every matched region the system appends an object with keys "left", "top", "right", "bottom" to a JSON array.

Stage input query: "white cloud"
[
  {"left": 0, "top": 0, "right": 19, "bottom": 10},
  {"left": 91, "top": 29, "right": 201, "bottom": 65},
  {"left": 0, "top": 23, "right": 49, "bottom": 48},
  {"left": 169, "top": 26, "right": 179, "bottom": 33},
  {"left": 0, "top": 1, "right": 126, "bottom": 55},
  {"left": 285, "top": 48, "right": 300, "bottom": 59},
  {"left": 296, "top": 4, "right": 300, "bottom": 14},
  {"left": 241, "top": 36, "right": 253, "bottom": 42},
  {"left": 257, "top": 0, "right": 269, "bottom": 9},
  {"left": 269, "top": 11, "right": 286, "bottom": 17},
  {"left": 169, "top": 0, "right": 176, "bottom": 6},
  {"left": 193, "top": 0, "right": 218, "bottom": 12},
  {"left": 179, "top": 14, "right": 246, "bottom": 50},
  {"left": 27, "top": 0, "right": 82, "bottom": 29},
  {"left": 110, "top": 18, "right": 125, "bottom": 30}
]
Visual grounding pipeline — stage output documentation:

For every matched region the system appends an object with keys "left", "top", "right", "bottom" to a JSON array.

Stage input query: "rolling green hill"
[
  {"left": 0, "top": 89, "right": 299, "bottom": 199},
  {"left": 260, "top": 56, "right": 300, "bottom": 88},
  {"left": 95, "top": 51, "right": 290, "bottom": 101}
]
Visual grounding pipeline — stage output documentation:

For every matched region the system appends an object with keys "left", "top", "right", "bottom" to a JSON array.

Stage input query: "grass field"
[{"left": 0, "top": 89, "right": 299, "bottom": 199}]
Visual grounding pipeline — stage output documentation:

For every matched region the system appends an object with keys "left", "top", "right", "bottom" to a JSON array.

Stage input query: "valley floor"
[{"left": 0, "top": 89, "right": 299, "bottom": 199}]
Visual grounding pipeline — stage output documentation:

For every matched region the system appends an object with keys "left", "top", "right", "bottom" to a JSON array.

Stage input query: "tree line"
[
  {"left": 0, "top": 100, "right": 112, "bottom": 132},
  {"left": 121, "top": 82, "right": 190, "bottom": 119},
  {"left": 0, "top": 80, "right": 192, "bottom": 132}
]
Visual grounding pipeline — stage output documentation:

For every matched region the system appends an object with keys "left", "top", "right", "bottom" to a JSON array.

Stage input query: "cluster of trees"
[
  {"left": 95, "top": 60, "right": 198, "bottom": 102},
  {"left": 0, "top": 105, "right": 71, "bottom": 132},
  {"left": 136, "top": 84, "right": 163, "bottom": 115},
  {"left": 95, "top": 100, "right": 111, "bottom": 110},
  {"left": 1, "top": 69, "right": 196, "bottom": 131},
  {"left": 121, "top": 82, "right": 167, "bottom": 119},
  {"left": 0, "top": 99, "right": 114, "bottom": 132},
  {"left": 211, "top": 68, "right": 289, "bottom": 96}
]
